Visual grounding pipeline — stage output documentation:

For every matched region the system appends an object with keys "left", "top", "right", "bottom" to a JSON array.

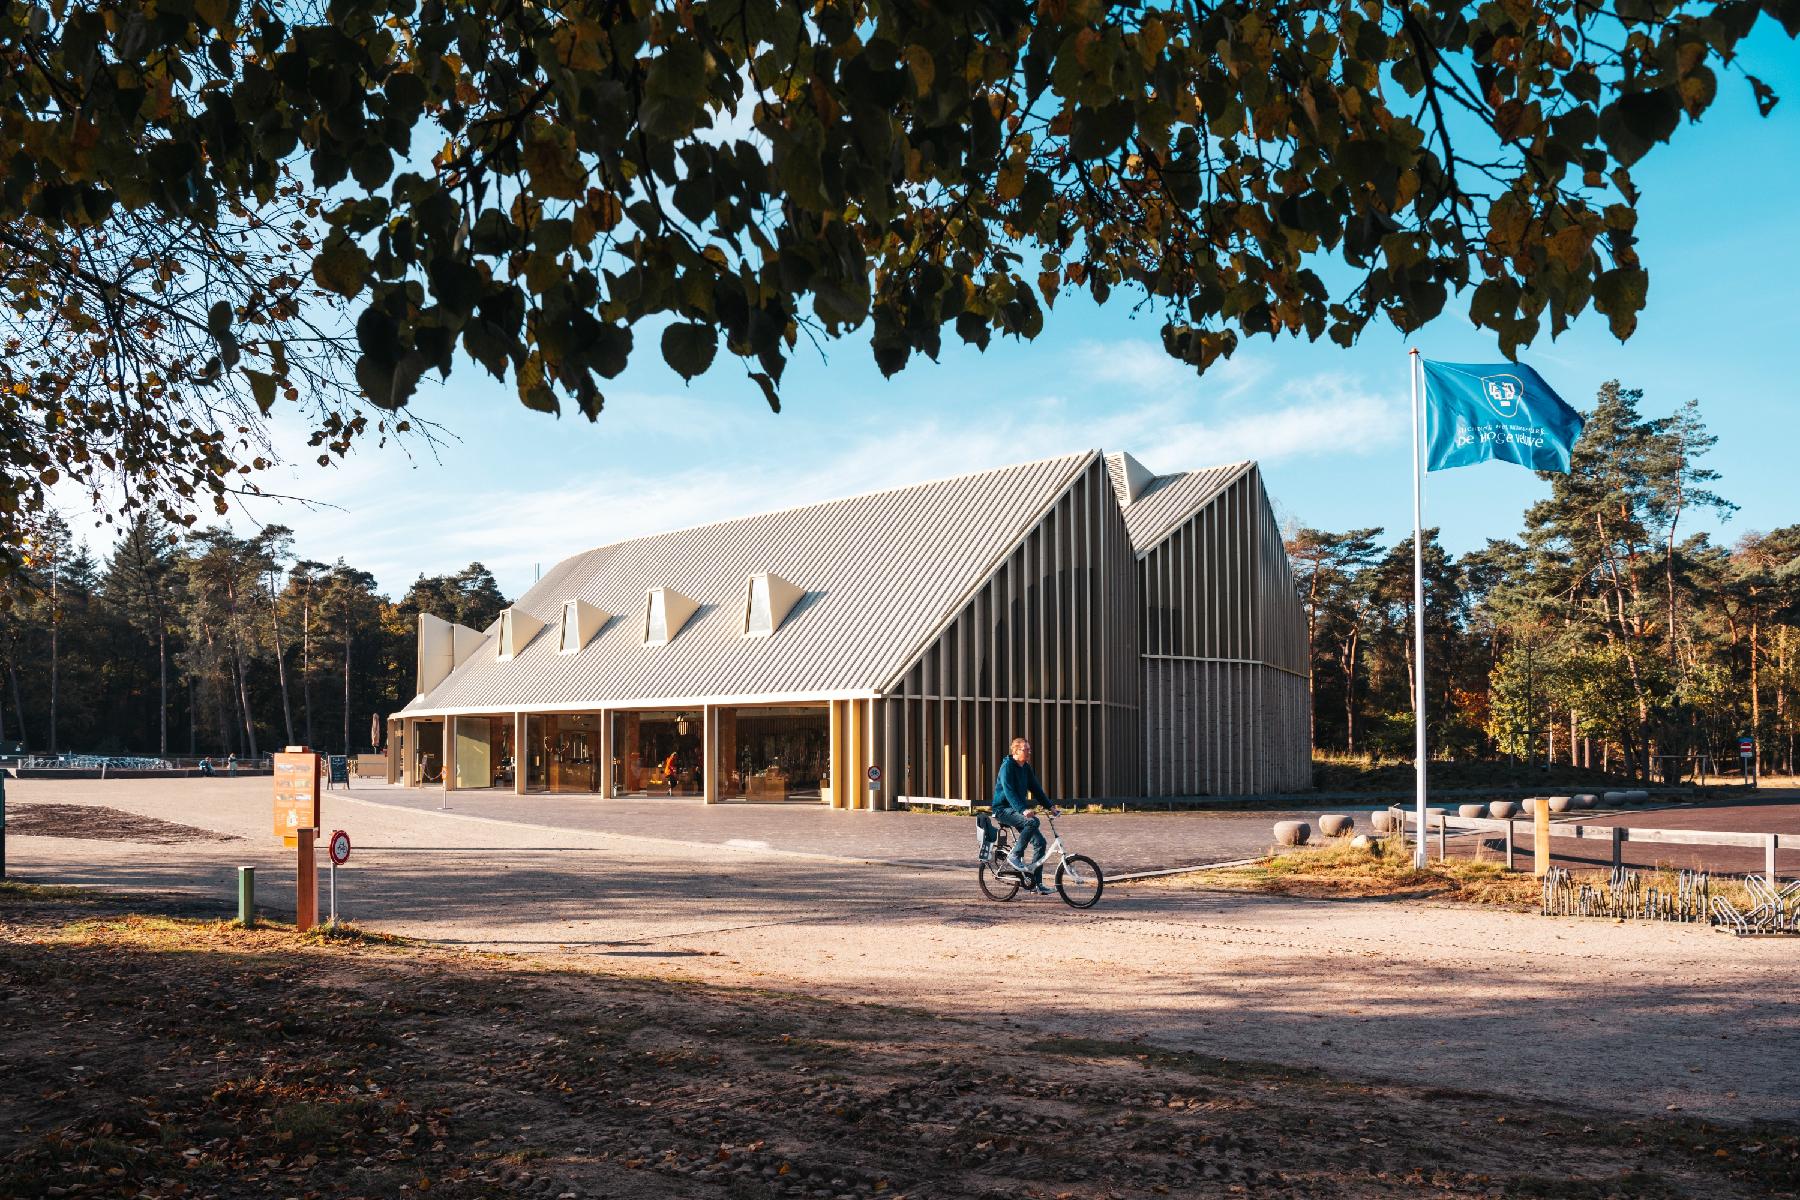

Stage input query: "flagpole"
[{"left": 1409, "top": 348, "right": 1428, "bottom": 868}]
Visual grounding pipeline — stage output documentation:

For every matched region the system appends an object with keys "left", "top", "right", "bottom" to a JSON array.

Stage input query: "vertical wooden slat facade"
[
  {"left": 883, "top": 458, "right": 1143, "bottom": 801},
  {"left": 1138, "top": 466, "right": 1311, "bottom": 795}
]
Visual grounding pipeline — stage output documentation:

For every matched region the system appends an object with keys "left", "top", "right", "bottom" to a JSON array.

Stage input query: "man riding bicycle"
[{"left": 984, "top": 736, "right": 1059, "bottom": 895}]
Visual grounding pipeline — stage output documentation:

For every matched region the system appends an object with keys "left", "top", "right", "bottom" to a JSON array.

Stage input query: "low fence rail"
[{"left": 1393, "top": 807, "right": 1793, "bottom": 878}]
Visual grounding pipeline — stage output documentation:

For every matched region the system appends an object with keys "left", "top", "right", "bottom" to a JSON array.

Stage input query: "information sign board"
[
  {"left": 327, "top": 755, "right": 350, "bottom": 787},
  {"left": 272, "top": 749, "right": 321, "bottom": 842}
]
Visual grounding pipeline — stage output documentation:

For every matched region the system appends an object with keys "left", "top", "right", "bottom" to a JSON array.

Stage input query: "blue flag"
[{"left": 1421, "top": 360, "right": 1585, "bottom": 473}]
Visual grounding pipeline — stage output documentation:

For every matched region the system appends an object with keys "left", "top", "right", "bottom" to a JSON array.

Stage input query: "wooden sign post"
[
  {"left": 273, "top": 748, "right": 322, "bottom": 931},
  {"left": 1533, "top": 798, "right": 1552, "bottom": 877}
]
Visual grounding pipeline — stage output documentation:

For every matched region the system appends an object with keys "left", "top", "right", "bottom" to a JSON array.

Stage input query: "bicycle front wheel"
[
  {"left": 1055, "top": 855, "right": 1105, "bottom": 909},
  {"left": 978, "top": 862, "right": 1021, "bottom": 902}
]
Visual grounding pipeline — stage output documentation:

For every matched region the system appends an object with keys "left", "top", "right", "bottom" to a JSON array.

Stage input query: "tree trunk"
[
  {"left": 212, "top": 669, "right": 234, "bottom": 755},
  {"left": 1665, "top": 497, "right": 1683, "bottom": 679},
  {"left": 1750, "top": 612, "right": 1761, "bottom": 776},
  {"left": 49, "top": 573, "right": 59, "bottom": 755},
  {"left": 1595, "top": 513, "right": 1653, "bottom": 781},
  {"left": 157, "top": 628, "right": 168, "bottom": 757},
  {"left": 342, "top": 631, "right": 353, "bottom": 755},
  {"left": 5, "top": 660, "right": 22, "bottom": 750},
  {"left": 1342, "top": 629, "right": 1361, "bottom": 756},
  {"left": 229, "top": 632, "right": 258, "bottom": 760},
  {"left": 301, "top": 587, "right": 315, "bottom": 747},
  {"left": 267, "top": 575, "right": 296, "bottom": 745}
]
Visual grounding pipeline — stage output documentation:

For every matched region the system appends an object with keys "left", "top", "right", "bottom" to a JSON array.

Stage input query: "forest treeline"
[
  {"left": 1, "top": 517, "right": 506, "bottom": 760},
  {"left": 1289, "top": 382, "right": 1798, "bottom": 780},
  {"left": 5, "top": 382, "right": 1795, "bottom": 781}
]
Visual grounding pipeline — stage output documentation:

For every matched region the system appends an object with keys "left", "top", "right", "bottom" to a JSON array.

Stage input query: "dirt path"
[
  {"left": 4, "top": 890, "right": 1795, "bottom": 1200},
  {"left": 5, "top": 779, "right": 1798, "bottom": 1125}
]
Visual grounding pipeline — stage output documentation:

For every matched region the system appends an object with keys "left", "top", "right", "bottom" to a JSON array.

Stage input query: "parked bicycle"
[{"left": 976, "top": 808, "right": 1104, "bottom": 908}]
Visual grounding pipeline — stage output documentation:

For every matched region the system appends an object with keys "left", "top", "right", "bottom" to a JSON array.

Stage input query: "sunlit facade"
[{"left": 391, "top": 451, "right": 1311, "bottom": 805}]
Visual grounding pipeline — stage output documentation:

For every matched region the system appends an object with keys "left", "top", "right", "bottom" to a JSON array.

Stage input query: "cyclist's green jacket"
[{"left": 992, "top": 757, "right": 1049, "bottom": 815}]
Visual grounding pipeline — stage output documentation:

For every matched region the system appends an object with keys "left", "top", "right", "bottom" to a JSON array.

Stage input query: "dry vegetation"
[
  {"left": 2, "top": 883, "right": 1796, "bottom": 1199},
  {"left": 1173, "top": 839, "right": 1565, "bottom": 909},
  {"left": 1154, "top": 839, "right": 1767, "bottom": 915}
]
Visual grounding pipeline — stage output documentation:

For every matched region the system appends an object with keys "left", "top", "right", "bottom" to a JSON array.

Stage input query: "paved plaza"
[{"left": 6, "top": 776, "right": 1799, "bottom": 1124}]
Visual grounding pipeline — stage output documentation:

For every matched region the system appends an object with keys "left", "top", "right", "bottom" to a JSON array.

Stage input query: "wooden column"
[
  {"left": 846, "top": 700, "right": 866, "bottom": 810},
  {"left": 828, "top": 700, "right": 845, "bottom": 809},
  {"left": 876, "top": 699, "right": 896, "bottom": 812},
  {"left": 443, "top": 717, "right": 459, "bottom": 794},
  {"left": 702, "top": 704, "right": 719, "bottom": 804},
  {"left": 1533, "top": 799, "right": 1552, "bottom": 876},
  {"left": 514, "top": 712, "right": 527, "bottom": 796},
  {"left": 596, "top": 709, "right": 611, "bottom": 798},
  {"left": 402, "top": 719, "right": 417, "bottom": 787}
]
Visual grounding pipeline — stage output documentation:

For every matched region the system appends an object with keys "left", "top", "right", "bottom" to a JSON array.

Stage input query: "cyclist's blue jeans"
[{"left": 996, "top": 809, "right": 1045, "bottom": 883}]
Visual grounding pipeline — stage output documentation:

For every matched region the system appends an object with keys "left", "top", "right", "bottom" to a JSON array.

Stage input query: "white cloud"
[{"left": 46, "top": 331, "right": 1405, "bottom": 600}]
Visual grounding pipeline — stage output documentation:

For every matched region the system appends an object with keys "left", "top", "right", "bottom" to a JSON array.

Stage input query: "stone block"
[
  {"left": 1273, "top": 820, "right": 1310, "bottom": 847},
  {"left": 1488, "top": 801, "right": 1519, "bottom": 818},
  {"left": 1458, "top": 804, "right": 1487, "bottom": 819},
  {"left": 1319, "top": 814, "right": 1354, "bottom": 838}
]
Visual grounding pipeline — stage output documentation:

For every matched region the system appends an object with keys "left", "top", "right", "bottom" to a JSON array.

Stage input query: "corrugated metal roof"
[
  {"left": 403, "top": 451, "right": 1097, "bottom": 714},
  {"left": 1120, "top": 461, "right": 1253, "bottom": 555}
]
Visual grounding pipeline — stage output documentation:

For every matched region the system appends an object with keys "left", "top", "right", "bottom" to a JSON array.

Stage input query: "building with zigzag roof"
[{"left": 388, "top": 449, "right": 1309, "bottom": 804}]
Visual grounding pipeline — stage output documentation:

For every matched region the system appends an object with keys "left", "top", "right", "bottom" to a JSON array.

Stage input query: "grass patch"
[
  {"left": 299, "top": 920, "right": 412, "bottom": 946},
  {"left": 1185, "top": 840, "right": 1772, "bottom": 915},
  {"left": 1190, "top": 838, "right": 1544, "bottom": 909},
  {"left": 0, "top": 879, "right": 99, "bottom": 903}
]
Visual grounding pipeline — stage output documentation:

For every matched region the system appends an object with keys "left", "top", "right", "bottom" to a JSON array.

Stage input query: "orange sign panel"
[{"left": 273, "top": 751, "right": 321, "bottom": 841}]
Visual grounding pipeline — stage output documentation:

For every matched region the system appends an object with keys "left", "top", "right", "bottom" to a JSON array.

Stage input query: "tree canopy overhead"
[{"left": 3, "top": 0, "right": 1794, "bottom": 545}]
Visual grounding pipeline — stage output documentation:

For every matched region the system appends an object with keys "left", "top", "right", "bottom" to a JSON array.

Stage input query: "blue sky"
[{"left": 209, "top": 32, "right": 1799, "bottom": 599}]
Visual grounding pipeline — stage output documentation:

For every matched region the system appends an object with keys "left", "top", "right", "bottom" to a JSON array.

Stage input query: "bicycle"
[{"left": 976, "top": 808, "right": 1105, "bottom": 909}]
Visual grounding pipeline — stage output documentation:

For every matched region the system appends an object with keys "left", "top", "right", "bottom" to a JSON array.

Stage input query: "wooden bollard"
[
  {"left": 1533, "top": 798, "right": 1551, "bottom": 877},
  {"left": 295, "top": 829, "right": 318, "bottom": 932}
]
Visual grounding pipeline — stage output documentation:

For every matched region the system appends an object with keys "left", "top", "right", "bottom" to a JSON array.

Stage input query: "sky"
[{"left": 74, "top": 30, "right": 1800, "bottom": 600}]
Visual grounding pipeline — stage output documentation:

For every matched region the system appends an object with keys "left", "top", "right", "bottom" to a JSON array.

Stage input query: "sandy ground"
[{"left": 5, "top": 777, "right": 1798, "bottom": 1125}]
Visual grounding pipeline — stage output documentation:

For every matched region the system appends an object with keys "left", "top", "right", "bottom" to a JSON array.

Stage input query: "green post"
[{"left": 237, "top": 865, "right": 255, "bottom": 927}]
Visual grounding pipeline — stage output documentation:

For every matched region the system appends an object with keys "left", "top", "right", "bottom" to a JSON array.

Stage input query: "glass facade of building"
[
  {"left": 611, "top": 710, "right": 704, "bottom": 796},
  {"left": 717, "top": 705, "right": 828, "bottom": 801},
  {"left": 450, "top": 715, "right": 515, "bottom": 790},
  {"left": 524, "top": 713, "right": 603, "bottom": 793}
]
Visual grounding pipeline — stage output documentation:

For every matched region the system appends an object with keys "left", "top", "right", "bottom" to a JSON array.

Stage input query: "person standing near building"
[{"left": 992, "top": 737, "right": 1057, "bottom": 894}]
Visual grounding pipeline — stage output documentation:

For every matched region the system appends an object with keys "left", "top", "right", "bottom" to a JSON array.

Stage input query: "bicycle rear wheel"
[
  {"left": 1055, "top": 854, "right": 1104, "bottom": 909},
  {"left": 978, "top": 862, "right": 1021, "bottom": 902}
]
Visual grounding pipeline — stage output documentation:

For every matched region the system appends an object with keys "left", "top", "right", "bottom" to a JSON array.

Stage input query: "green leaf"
[
  {"left": 660, "top": 322, "right": 717, "bottom": 380},
  {"left": 312, "top": 231, "right": 372, "bottom": 298},
  {"left": 749, "top": 370, "right": 781, "bottom": 413},
  {"left": 1069, "top": 101, "right": 1134, "bottom": 161},
  {"left": 242, "top": 368, "right": 278, "bottom": 414},
  {"left": 1591, "top": 267, "right": 1648, "bottom": 340}
]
